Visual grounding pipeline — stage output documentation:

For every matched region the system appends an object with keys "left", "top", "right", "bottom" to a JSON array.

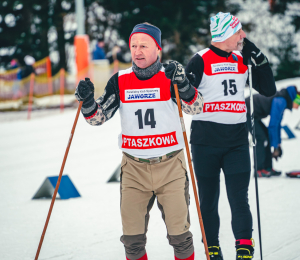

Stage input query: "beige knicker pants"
[{"left": 120, "top": 150, "right": 194, "bottom": 260}]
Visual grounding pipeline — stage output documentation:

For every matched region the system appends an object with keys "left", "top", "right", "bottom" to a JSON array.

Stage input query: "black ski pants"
[
  {"left": 246, "top": 115, "right": 272, "bottom": 170},
  {"left": 191, "top": 144, "right": 253, "bottom": 246}
]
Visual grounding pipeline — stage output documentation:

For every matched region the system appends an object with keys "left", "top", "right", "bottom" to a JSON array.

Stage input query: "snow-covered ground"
[{"left": 0, "top": 92, "right": 300, "bottom": 260}]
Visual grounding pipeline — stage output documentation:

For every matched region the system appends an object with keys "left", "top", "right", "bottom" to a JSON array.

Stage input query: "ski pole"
[
  {"left": 34, "top": 100, "right": 83, "bottom": 260},
  {"left": 173, "top": 84, "right": 210, "bottom": 260},
  {"left": 248, "top": 58, "right": 263, "bottom": 260}
]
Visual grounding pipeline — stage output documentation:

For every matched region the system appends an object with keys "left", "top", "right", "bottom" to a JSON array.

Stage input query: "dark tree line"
[
  {"left": 268, "top": 0, "right": 300, "bottom": 80},
  {"left": 0, "top": 0, "right": 76, "bottom": 73},
  {"left": 100, "top": 0, "right": 240, "bottom": 64},
  {"left": 0, "top": 0, "right": 299, "bottom": 80},
  {"left": 0, "top": 0, "right": 240, "bottom": 70}
]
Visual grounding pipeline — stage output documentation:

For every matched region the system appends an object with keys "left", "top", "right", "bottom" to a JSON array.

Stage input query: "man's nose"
[
  {"left": 135, "top": 47, "right": 142, "bottom": 54},
  {"left": 135, "top": 47, "right": 142, "bottom": 53},
  {"left": 241, "top": 29, "right": 246, "bottom": 39}
]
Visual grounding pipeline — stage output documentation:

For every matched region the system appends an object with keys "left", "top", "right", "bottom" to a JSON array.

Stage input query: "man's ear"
[{"left": 158, "top": 50, "right": 162, "bottom": 61}]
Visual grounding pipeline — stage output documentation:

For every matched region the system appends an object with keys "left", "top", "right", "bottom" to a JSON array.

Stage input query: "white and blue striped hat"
[{"left": 210, "top": 12, "right": 242, "bottom": 42}]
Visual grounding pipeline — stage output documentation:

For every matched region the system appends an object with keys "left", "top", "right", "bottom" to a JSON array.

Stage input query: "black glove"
[
  {"left": 163, "top": 60, "right": 186, "bottom": 84},
  {"left": 242, "top": 38, "right": 265, "bottom": 66},
  {"left": 75, "top": 77, "right": 94, "bottom": 103},
  {"left": 163, "top": 61, "right": 196, "bottom": 101},
  {"left": 272, "top": 146, "right": 282, "bottom": 161}
]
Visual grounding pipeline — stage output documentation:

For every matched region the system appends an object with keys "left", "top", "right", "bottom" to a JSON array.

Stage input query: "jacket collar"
[
  {"left": 209, "top": 44, "right": 232, "bottom": 59},
  {"left": 132, "top": 57, "right": 162, "bottom": 80}
]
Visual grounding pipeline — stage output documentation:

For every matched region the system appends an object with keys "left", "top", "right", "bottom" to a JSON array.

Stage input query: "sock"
[
  {"left": 175, "top": 251, "right": 194, "bottom": 260},
  {"left": 126, "top": 253, "right": 148, "bottom": 260}
]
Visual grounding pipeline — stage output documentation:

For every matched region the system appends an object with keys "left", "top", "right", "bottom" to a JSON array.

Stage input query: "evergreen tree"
[
  {"left": 0, "top": 0, "right": 34, "bottom": 66},
  {"left": 237, "top": 0, "right": 300, "bottom": 81},
  {"left": 269, "top": 0, "right": 300, "bottom": 80},
  {"left": 269, "top": 33, "right": 300, "bottom": 80},
  {"left": 0, "top": 0, "right": 52, "bottom": 65},
  {"left": 0, "top": 0, "right": 76, "bottom": 71},
  {"left": 270, "top": 0, "right": 300, "bottom": 32},
  {"left": 52, "top": 0, "right": 75, "bottom": 71},
  {"left": 85, "top": 1, "right": 121, "bottom": 53}
]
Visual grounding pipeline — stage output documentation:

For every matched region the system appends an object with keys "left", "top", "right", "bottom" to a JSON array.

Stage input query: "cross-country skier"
[
  {"left": 245, "top": 85, "right": 300, "bottom": 177},
  {"left": 185, "top": 12, "right": 276, "bottom": 259},
  {"left": 75, "top": 22, "right": 204, "bottom": 260}
]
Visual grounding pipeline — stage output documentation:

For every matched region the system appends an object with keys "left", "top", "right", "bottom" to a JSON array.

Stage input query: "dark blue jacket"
[
  {"left": 93, "top": 45, "right": 106, "bottom": 60},
  {"left": 268, "top": 86, "right": 296, "bottom": 147}
]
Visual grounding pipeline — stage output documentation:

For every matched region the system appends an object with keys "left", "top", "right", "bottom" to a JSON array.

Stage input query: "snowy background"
[{"left": 1, "top": 78, "right": 300, "bottom": 260}]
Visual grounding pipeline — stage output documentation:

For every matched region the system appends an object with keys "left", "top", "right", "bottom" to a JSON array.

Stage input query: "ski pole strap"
[{"left": 236, "top": 239, "right": 253, "bottom": 246}]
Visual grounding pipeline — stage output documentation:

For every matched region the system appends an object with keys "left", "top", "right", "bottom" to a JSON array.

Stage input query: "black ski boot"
[
  {"left": 235, "top": 239, "right": 254, "bottom": 259},
  {"left": 208, "top": 246, "right": 223, "bottom": 259}
]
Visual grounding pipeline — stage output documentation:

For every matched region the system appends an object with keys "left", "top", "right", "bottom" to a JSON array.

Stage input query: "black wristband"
[
  {"left": 177, "top": 78, "right": 191, "bottom": 92},
  {"left": 179, "top": 85, "right": 195, "bottom": 101},
  {"left": 81, "top": 93, "right": 97, "bottom": 116}
]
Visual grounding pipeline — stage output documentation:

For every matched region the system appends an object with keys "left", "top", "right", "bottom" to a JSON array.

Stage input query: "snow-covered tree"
[{"left": 236, "top": 0, "right": 300, "bottom": 80}]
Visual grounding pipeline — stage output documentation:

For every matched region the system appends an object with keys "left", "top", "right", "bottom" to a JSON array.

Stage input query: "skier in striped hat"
[{"left": 186, "top": 12, "right": 276, "bottom": 259}]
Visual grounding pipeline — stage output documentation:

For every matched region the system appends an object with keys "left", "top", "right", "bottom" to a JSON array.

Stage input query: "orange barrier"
[
  {"left": 74, "top": 35, "right": 90, "bottom": 85},
  {"left": 0, "top": 56, "right": 131, "bottom": 111}
]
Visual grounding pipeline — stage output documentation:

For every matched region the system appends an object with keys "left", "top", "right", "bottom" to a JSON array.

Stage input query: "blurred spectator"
[
  {"left": 10, "top": 59, "right": 19, "bottom": 70},
  {"left": 106, "top": 45, "right": 130, "bottom": 64},
  {"left": 9, "top": 59, "right": 22, "bottom": 79},
  {"left": 21, "top": 55, "right": 36, "bottom": 78},
  {"left": 246, "top": 85, "right": 300, "bottom": 177},
  {"left": 93, "top": 37, "right": 106, "bottom": 60},
  {"left": 12, "top": 50, "right": 36, "bottom": 79},
  {"left": 9, "top": 59, "right": 22, "bottom": 99}
]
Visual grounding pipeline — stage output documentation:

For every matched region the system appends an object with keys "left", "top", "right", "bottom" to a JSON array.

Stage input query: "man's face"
[
  {"left": 224, "top": 28, "right": 246, "bottom": 52},
  {"left": 98, "top": 41, "right": 105, "bottom": 48},
  {"left": 130, "top": 33, "right": 160, "bottom": 69}
]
